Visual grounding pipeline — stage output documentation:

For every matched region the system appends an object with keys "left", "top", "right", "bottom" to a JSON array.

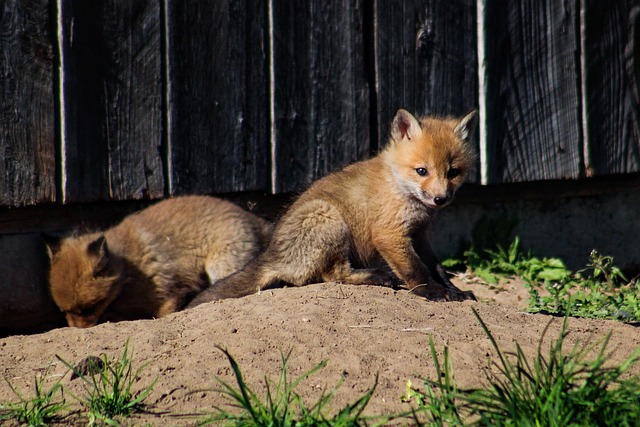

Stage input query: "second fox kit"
[
  {"left": 47, "top": 196, "right": 272, "bottom": 327},
  {"left": 189, "top": 109, "right": 477, "bottom": 306}
]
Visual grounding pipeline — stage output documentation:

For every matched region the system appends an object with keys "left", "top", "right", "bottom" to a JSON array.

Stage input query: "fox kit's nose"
[{"left": 433, "top": 196, "right": 448, "bottom": 206}]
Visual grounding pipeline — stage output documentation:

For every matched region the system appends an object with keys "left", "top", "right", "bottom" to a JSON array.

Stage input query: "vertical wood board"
[
  {"left": 61, "top": 0, "right": 164, "bottom": 202},
  {"left": 584, "top": 0, "right": 640, "bottom": 176},
  {"left": 166, "top": 0, "right": 269, "bottom": 195},
  {"left": 271, "top": 1, "right": 370, "bottom": 193},
  {"left": 484, "top": 1, "right": 583, "bottom": 183},
  {"left": 375, "top": 0, "right": 478, "bottom": 158},
  {"left": 0, "top": 0, "right": 56, "bottom": 206}
]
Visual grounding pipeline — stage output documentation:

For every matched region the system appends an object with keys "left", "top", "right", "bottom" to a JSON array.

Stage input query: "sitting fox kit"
[
  {"left": 188, "top": 109, "right": 477, "bottom": 307},
  {"left": 47, "top": 196, "right": 271, "bottom": 327}
]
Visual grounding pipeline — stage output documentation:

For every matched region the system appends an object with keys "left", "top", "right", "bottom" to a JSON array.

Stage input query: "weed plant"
[
  {"left": 444, "top": 236, "right": 640, "bottom": 322},
  {"left": 0, "top": 367, "right": 66, "bottom": 427},
  {"left": 528, "top": 250, "right": 640, "bottom": 322},
  {"left": 401, "top": 339, "right": 463, "bottom": 426},
  {"left": 443, "top": 236, "right": 571, "bottom": 286},
  {"left": 405, "top": 308, "right": 640, "bottom": 426},
  {"left": 57, "top": 341, "right": 155, "bottom": 426},
  {"left": 203, "top": 346, "right": 392, "bottom": 427}
]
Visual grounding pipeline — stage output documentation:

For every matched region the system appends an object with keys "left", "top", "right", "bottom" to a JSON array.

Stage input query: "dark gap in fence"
[
  {"left": 363, "top": 0, "right": 379, "bottom": 155},
  {"left": 575, "top": 0, "right": 587, "bottom": 179},
  {"left": 159, "top": 0, "right": 171, "bottom": 197}
]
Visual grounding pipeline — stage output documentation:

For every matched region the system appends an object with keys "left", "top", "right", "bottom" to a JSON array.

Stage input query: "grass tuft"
[
  {"left": 0, "top": 366, "right": 66, "bottom": 427},
  {"left": 445, "top": 236, "right": 640, "bottom": 323},
  {"left": 527, "top": 250, "right": 640, "bottom": 322},
  {"left": 405, "top": 308, "right": 640, "bottom": 426},
  {"left": 57, "top": 340, "right": 155, "bottom": 426},
  {"left": 202, "top": 346, "right": 392, "bottom": 427},
  {"left": 402, "top": 337, "right": 465, "bottom": 426}
]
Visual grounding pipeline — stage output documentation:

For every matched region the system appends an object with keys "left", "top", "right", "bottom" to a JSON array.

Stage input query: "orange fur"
[
  {"left": 47, "top": 196, "right": 272, "bottom": 327},
  {"left": 189, "top": 109, "right": 477, "bottom": 306}
]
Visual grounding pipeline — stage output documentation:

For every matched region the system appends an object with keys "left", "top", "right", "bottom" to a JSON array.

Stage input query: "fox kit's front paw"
[
  {"left": 410, "top": 283, "right": 476, "bottom": 302},
  {"left": 409, "top": 283, "right": 449, "bottom": 301},
  {"left": 448, "top": 288, "right": 476, "bottom": 301},
  {"left": 380, "top": 271, "right": 401, "bottom": 289},
  {"left": 443, "top": 281, "right": 477, "bottom": 301}
]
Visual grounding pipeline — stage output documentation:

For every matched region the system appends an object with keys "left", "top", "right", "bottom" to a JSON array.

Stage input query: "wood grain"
[
  {"left": 4, "top": 0, "right": 640, "bottom": 210},
  {"left": 166, "top": 0, "right": 269, "bottom": 195},
  {"left": 271, "top": 1, "right": 370, "bottom": 193},
  {"left": 484, "top": 1, "right": 583, "bottom": 183},
  {"left": 0, "top": 0, "right": 56, "bottom": 206},
  {"left": 61, "top": 0, "right": 164, "bottom": 202},
  {"left": 584, "top": 0, "right": 640, "bottom": 176},
  {"left": 375, "top": 0, "right": 478, "bottom": 153}
]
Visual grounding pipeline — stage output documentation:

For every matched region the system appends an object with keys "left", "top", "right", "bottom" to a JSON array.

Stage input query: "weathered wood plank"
[
  {"left": 0, "top": 0, "right": 56, "bottom": 207},
  {"left": 584, "top": 0, "right": 640, "bottom": 176},
  {"left": 484, "top": 1, "right": 583, "bottom": 183},
  {"left": 375, "top": 0, "right": 478, "bottom": 153},
  {"left": 166, "top": 0, "right": 269, "bottom": 195},
  {"left": 271, "top": 1, "right": 370, "bottom": 193},
  {"left": 61, "top": 0, "right": 164, "bottom": 202}
]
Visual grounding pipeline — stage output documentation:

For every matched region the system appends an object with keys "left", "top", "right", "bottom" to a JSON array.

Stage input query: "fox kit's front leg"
[
  {"left": 373, "top": 230, "right": 472, "bottom": 301},
  {"left": 412, "top": 232, "right": 475, "bottom": 301},
  {"left": 371, "top": 232, "right": 442, "bottom": 300}
]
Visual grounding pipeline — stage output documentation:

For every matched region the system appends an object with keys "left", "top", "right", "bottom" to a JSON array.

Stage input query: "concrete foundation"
[{"left": 431, "top": 184, "right": 640, "bottom": 273}]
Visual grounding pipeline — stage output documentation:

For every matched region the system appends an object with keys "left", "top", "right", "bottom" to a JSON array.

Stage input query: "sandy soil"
[{"left": 1, "top": 278, "right": 639, "bottom": 426}]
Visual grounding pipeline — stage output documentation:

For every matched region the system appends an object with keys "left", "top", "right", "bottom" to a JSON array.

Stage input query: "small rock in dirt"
[{"left": 70, "top": 355, "right": 105, "bottom": 380}]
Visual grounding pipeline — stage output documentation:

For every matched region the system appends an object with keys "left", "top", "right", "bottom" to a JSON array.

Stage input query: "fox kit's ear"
[
  {"left": 42, "top": 234, "right": 61, "bottom": 260},
  {"left": 87, "top": 235, "right": 110, "bottom": 273},
  {"left": 454, "top": 110, "right": 478, "bottom": 143},
  {"left": 391, "top": 109, "right": 422, "bottom": 142}
]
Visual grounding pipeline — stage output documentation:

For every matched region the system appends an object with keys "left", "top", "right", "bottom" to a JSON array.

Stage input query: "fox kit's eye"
[
  {"left": 448, "top": 168, "right": 461, "bottom": 178},
  {"left": 415, "top": 167, "right": 428, "bottom": 176}
]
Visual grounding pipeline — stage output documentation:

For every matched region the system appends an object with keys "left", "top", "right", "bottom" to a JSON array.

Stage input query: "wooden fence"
[{"left": 1, "top": 0, "right": 639, "bottom": 208}]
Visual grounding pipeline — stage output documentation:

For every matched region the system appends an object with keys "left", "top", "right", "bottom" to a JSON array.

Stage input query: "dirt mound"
[{"left": 1, "top": 279, "right": 639, "bottom": 425}]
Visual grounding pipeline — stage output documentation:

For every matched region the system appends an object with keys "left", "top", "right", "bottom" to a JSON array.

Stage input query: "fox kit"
[
  {"left": 46, "top": 196, "right": 272, "bottom": 327},
  {"left": 188, "top": 109, "right": 477, "bottom": 307}
]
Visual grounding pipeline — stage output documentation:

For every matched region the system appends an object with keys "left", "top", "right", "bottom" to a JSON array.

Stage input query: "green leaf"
[
  {"left": 508, "top": 236, "right": 520, "bottom": 264},
  {"left": 544, "top": 258, "right": 566, "bottom": 269},
  {"left": 441, "top": 258, "right": 462, "bottom": 269},
  {"left": 537, "top": 269, "right": 569, "bottom": 282},
  {"left": 475, "top": 268, "right": 499, "bottom": 285}
]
